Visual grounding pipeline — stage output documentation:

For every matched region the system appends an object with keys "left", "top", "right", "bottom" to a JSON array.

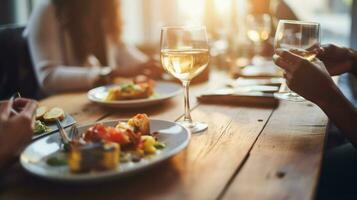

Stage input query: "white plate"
[
  {"left": 20, "top": 119, "right": 190, "bottom": 182},
  {"left": 88, "top": 81, "right": 182, "bottom": 108}
]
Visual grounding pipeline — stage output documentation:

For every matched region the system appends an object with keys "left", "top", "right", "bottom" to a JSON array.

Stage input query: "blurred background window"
[
  {"left": 2, "top": 0, "right": 353, "bottom": 47},
  {"left": 285, "top": 0, "right": 352, "bottom": 46}
]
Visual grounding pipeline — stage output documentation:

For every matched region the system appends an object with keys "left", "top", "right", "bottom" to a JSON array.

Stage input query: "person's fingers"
[
  {"left": 9, "top": 115, "right": 34, "bottom": 140},
  {"left": 273, "top": 54, "right": 295, "bottom": 72},
  {"left": 314, "top": 47, "right": 325, "bottom": 56},
  {"left": 13, "top": 98, "right": 36, "bottom": 110},
  {"left": 20, "top": 100, "right": 37, "bottom": 119},
  {"left": 0, "top": 101, "right": 12, "bottom": 121},
  {"left": 275, "top": 49, "right": 305, "bottom": 64}
]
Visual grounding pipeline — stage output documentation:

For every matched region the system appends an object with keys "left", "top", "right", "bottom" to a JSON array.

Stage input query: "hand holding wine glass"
[
  {"left": 273, "top": 49, "right": 338, "bottom": 106},
  {"left": 273, "top": 20, "right": 321, "bottom": 101},
  {"left": 160, "top": 26, "right": 209, "bottom": 133}
]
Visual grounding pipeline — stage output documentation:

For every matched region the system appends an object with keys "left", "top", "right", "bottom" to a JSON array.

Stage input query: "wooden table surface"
[{"left": 0, "top": 71, "right": 328, "bottom": 200}]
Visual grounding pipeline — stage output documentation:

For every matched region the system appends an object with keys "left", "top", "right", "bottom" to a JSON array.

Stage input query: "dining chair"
[{"left": 0, "top": 24, "right": 41, "bottom": 100}]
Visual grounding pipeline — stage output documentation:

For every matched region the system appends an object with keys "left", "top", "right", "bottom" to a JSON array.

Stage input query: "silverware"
[
  {"left": 69, "top": 124, "right": 80, "bottom": 141},
  {"left": 55, "top": 119, "right": 71, "bottom": 148},
  {"left": 8, "top": 92, "right": 21, "bottom": 115}
]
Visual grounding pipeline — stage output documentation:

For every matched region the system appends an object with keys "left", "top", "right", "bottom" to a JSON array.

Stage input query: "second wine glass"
[
  {"left": 274, "top": 20, "right": 321, "bottom": 102},
  {"left": 160, "top": 26, "right": 209, "bottom": 133}
]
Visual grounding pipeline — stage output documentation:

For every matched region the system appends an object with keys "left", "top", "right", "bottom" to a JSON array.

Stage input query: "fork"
[
  {"left": 55, "top": 119, "right": 71, "bottom": 149},
  {"left": 69, "top": 124, "right": 80, "bottom": 141}
]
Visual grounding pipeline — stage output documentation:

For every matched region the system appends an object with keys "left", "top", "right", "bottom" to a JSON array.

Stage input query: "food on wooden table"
[
  {"left": 106, "top": 76, "right": 155, "bottom": 101},
  {"left": 43, "top": 107, "right": 65, "bottom": 122},
  {"left": 47, "top": 113, "right": 165, "bottom": 173}
]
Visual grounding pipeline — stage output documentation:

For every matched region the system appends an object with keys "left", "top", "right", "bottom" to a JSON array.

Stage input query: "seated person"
[
  {"left": 273, "top": 44, "right": 357, "bottom": 199},
  {"left": 248, "top": 0, "right": 299, "bottom": 57},
  {"left": 26, "top": 0, "right": 162, "bottom": 95},
  {"left": 0, "top": 98, "right": 37, "bottom": 168},
  {"left": 249, "top": 0, "right": 298, "bottom": 20}
]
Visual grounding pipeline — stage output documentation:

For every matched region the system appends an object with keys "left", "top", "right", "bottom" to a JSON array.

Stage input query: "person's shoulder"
[
  {"left": 33, "top": 0, "right": 56, "bottom": 14},
  {"left": 24, "top": 0, "right": 56, "bottom": 37}
]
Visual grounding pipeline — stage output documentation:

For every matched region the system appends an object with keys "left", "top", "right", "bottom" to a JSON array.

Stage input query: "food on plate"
[
  {"left": 43, "top": 107, "right": 65, "bottom": 122},
  {"left": 106, "top": 76, "right": 155, "bottom": 101},
  {"left": 82, "top": 114, "right": 155, "bottom": 153},
  {"left": 126, "top": 113, "right": 150, "bottom": 135},
  {"left": 33, "top": 106, "right": 65, "bottom": 135},
  {"left": 68, "top": 142, "right": 120, "bottom": 173},
  {"left": 47, "top": 114, "right": 165, "bottom": 173},
  {"left": 34, "top": 120, "right": 50, "bottom": 135},
  {"left": 35, "top": 106, "right": 48, "bottom": 119}
]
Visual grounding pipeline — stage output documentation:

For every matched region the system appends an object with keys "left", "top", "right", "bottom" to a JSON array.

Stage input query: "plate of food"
[
  {"left": 33, "top": 106, "right": 76, "bottom": 140},
  {"left": 20, "top": 114, "right": 190, "bottom": 182},
  {"left": 88, "top": 76, "right": 182, "bottom": 108}
]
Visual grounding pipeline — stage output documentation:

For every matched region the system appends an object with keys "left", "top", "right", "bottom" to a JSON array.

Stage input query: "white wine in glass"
[
  {"left": 160, "top": 26, "right": 209, "bottom": 133},
  {"left": 274, "top": 20, "right": 320, "bottom": 102}
]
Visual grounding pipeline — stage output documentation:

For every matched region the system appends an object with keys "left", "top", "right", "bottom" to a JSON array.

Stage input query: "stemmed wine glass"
[
  {"left": 246, "top": 14, "right": 272, "bottom": 65},
  {"left": 160, "top": 26, "right": 209, "bottom": 133},
  {"left": 274, "top": 20, "right": 321, "bottom": 101}
]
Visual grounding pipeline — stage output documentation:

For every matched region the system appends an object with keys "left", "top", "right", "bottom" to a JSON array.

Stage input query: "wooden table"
[{"left": 0, "top": 71, "right": 328, "bottom": 200}]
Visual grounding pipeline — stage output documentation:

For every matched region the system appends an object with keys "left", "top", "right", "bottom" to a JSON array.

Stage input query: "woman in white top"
[{"left": 26, "top": 0, "right": 162, "bottom": 94}]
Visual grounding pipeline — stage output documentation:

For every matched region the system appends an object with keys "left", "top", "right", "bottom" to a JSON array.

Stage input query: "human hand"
[
  {"left": 273, "top": 49, "right": 339, "bottom": 105},
  {"left": 136, "top": 60, "right": 164, "bottom": 79},
  {"left": 317, "top": 44, "right": 356, "bottom": 76},
  {"left": 0, "top": 98, "right": 37, "bottom": 166}
]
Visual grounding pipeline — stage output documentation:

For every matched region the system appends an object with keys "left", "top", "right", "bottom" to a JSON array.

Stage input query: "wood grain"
[{"left": 222, "top": 101, "right": 328, "bottom": 200}]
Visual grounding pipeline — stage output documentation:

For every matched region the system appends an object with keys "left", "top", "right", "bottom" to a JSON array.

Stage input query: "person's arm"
[
  {"left": 112, "top": 42, "right": 163, "bottom": 78},
  {"left": 274, "top": 49, "right": 357, "bottom": 147},
  {"left": 317, "top": 85, "right": 357, "bottom": 146},
  {"left": 26, "top": 2, "right": 101, "bottom": 94}
]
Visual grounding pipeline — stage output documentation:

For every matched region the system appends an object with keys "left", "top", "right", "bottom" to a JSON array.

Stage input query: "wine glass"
[
  {"left": 246, "top": 14, "right": 271, "bottom": 65},
  {"left": 160, "top": 26, "right": 209, "bottom": 133},
  {"left": 274, "top": 20, "right": 320, "bottom": 101}
]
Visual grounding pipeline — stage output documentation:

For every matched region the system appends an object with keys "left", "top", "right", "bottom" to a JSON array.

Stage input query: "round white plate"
[
  {"left": 21, "top": 119, "right": 190, "bottom": 182},
  {"left": 88, "top": 81, "right": 182, "bottom": 108}
]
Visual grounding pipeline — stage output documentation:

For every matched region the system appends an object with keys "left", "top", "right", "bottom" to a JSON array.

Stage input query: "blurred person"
[
  {"left": 249, "top": 0, "right": 298, "bottom": 21},
  {"left": 248, "top": 0, "right": 298, "bottom": 57},
  {"left": 26, "top": 0, "right": 162, "bottom": 94},
  {"left": 273, "top": 44, "right": 357, "bottom": 199},
  {"left": 0, "top": 98, "right": 37, "bottom": 168}
]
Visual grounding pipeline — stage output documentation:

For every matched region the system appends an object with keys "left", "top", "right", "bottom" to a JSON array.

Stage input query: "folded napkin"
[{"left": 197, "top": 89, "right": 279, "bottom": 108}]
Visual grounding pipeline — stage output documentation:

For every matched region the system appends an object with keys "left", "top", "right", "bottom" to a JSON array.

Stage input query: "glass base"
[
  {"left": 177, "top": 121, "right": 208, "bottom": 133},
  {"left": 274, "top": 92, "right": 306, "bottom": 102}
]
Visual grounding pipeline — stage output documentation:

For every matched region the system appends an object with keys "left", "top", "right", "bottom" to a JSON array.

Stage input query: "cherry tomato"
[{"left": 107, "top": 127, "right": 130, "bottom": 144}]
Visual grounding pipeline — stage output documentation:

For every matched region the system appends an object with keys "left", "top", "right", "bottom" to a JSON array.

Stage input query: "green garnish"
[
  {"left": 46, "top": 156, "right": 67, "bottom": 166},
  {"left": 34, "top": 120, "right": 50, "bottom": 135},
  {"left": 154, "top": 142, "right": 166, "bottom": 149},
  {"left": 121, "top": 83, "right": 136, "bottom": 92}
]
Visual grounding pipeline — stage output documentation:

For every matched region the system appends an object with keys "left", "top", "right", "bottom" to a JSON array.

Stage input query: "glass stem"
[{"left": 182, "top": 80, "right": 192, "bottom": 124}]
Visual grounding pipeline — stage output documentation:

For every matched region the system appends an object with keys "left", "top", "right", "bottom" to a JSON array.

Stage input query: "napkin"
[{"left": 197, "top": 89, "right": 279, "bottom": 108}]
